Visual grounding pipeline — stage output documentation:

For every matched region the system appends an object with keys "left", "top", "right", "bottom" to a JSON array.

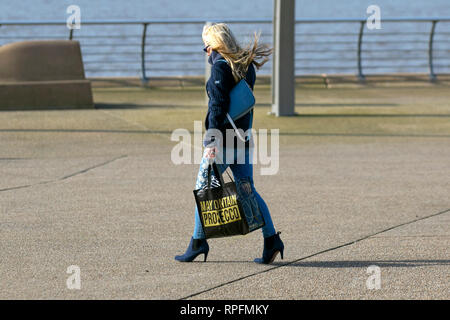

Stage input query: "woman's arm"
[{"left": 204, "top": 62, "right": 235, "bottom": 148}]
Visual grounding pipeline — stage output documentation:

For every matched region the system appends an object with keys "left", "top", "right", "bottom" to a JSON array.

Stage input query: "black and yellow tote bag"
[{"left": 193, "top": 162, "right": 249, "bottom": 239}]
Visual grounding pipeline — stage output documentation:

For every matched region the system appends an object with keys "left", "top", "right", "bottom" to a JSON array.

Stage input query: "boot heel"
[
  {"left": 254, "top": 231, "right": 284, "bottom": 264},
  {"left": 175, "top": 237, "right": 209, "bottom": 263}
]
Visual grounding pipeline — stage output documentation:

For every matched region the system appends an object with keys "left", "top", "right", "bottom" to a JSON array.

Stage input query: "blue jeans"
[{"left": 193, "top": 147, "right": 276, "bottom": 239}]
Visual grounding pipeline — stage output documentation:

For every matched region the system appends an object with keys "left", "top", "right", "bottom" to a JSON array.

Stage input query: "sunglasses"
[{"left": 203, "top": 45, "right": 210, "bottom": 53}]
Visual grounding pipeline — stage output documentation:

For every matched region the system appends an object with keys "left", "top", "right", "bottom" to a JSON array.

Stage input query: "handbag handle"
[
  {"left": 207, "top": 162, "right": 234, "bottom": 189},
  {"left": 207, "top": 162, "right": 225, "bottom": 189}
]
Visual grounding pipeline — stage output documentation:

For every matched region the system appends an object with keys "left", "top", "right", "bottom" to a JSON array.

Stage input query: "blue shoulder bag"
[{"left": 216, "top": 59, "right": 255, "bottom": 142}]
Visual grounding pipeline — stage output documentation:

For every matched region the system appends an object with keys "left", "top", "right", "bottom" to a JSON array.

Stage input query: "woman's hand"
[{"left": 204, "top": 146, "right": 218, "bottom": 159}]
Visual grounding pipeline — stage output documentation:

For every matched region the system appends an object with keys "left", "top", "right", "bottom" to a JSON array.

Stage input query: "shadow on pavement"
[
  {"left": 258, "top": 103, "right": 399, "bottom": 108},
  {"left": 191, "top": 259, "right": 450, "bottom": 268},
  {"left": 271, "top": 259, "right": 450, "bottom": 268},
  {"left": 95, "top": 103, "right": 187, "bottom": 109}
]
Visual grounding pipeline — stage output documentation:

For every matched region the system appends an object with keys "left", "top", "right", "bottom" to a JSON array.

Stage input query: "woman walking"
[{"left": 175, "top": 23, "right": 284, "bottom": 264}]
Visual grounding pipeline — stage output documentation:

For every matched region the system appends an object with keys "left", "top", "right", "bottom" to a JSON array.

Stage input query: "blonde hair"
[{"left": 202, "top": 23, "right": 272, "bottom": 82}]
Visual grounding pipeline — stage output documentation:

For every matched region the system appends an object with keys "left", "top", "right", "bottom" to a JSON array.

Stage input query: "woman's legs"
[
  {"left": 226, "top": 162, "right": 276, "bottom": 238},
  {"left": 193, "top": 206, "right": 205, "bottom": 239},
  {"left": 253, "top": 189, "right": 276, "bottom": 238},
  {"left": 220, "top": 147, "right": 276, "bottom": 238}
]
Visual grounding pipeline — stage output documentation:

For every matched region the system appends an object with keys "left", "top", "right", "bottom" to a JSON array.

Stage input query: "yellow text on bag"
[{"left": 200, "top": 195, "right": 242, "bottom": 227}]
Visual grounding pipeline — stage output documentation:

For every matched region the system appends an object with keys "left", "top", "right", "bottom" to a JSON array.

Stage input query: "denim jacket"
[{"left": 204, "top": 51, "right": 256, "bottom": 148}]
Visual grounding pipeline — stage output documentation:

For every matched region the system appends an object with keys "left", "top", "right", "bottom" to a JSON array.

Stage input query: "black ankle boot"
[
  {"left": 254, "top": 232, "right": 284, "bottom": 264},
  {"left": 175, "top": 237, "right": 209, "bottom": 262}
]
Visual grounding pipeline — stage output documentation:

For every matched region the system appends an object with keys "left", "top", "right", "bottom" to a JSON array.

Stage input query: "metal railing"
[
  {"left": 1, "top": 17, "right": 449, "bottom": 82},
  {"left": 294, "top": 17, "right": 450, "bottom": 82}
]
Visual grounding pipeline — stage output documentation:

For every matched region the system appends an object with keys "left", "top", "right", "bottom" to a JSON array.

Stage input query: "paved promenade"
[{"left": 0, "top": 84, "right": 449, "bottom": 299}]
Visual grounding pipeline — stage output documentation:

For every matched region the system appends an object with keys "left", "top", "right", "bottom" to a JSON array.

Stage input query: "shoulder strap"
[
  {"left": 215, "top": 58, "right": 228, "bottom": 64},
  {"left": 226, "top": 113, "right": 251, "bottom": 143}
]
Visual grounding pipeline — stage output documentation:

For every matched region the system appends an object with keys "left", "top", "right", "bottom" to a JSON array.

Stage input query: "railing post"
[
  {"left": 428, "top": 20, "right": 438, "bottom": 82},
  {"left": 141, "top": 23, "right": 149, "bottom": 85},
  {"left": 271, "top": 0, "right": 277, "bottom": 107},
  {"left": 271, "top": 0, "right": 296, "bottom": 116},
  {"left": 357, "top": 20, "right": 365, "bottom": 82}
]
